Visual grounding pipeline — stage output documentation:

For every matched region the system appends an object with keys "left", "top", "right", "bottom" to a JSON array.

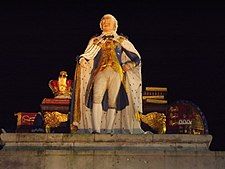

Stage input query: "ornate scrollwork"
[
  {"left": 44, "top": 111, "right": 68, "bottom": 129},
  {"left": 136, "top": 112, "right": 166, "bottom": 134}
]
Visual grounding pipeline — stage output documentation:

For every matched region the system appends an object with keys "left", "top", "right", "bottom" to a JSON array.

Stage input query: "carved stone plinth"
[
  {"left": 40, "top": 98, "right": 70, "bottom": 132},
  {"left": 0, "top": 133, "right": 225, "bottom": 169}
]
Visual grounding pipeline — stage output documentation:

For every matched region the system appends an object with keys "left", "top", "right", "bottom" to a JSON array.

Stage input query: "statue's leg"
[
  {"left": 106, "top": 108, "right": 116, "bottom": 133},
  {"left": 93, "top": 70, "right": 107, "bottom": 133},
  {"left": 107, "top": 68, "right": 121, "bottom": 133},
  {"left": 92, "top": 103, "right": 103, "bottom": 133}
]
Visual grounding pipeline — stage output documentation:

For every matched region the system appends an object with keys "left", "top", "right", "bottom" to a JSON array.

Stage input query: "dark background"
[{"left": 0, "top": 1, "right": 225, "bottom": 150}]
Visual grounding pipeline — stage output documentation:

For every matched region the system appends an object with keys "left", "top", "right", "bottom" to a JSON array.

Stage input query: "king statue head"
[{"left": 99, "top": 14, "right": 118, "bottom": 34}]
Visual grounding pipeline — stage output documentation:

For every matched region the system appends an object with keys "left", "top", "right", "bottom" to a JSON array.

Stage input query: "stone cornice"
[{"left": 0, "top": 133, "right": 212, "bottom": 151}]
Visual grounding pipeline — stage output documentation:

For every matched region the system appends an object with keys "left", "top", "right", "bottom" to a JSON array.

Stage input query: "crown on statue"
[{"left": 48, "top": 71, "right": 72, "bottom": 99}]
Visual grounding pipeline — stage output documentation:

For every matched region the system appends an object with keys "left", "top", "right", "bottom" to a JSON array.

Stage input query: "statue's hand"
[
  {"left": 79, "top": 57, "right": 88, "bottom": 68},
  {"left": 122, "top": 62, "right": 136, "bottom": 72}
]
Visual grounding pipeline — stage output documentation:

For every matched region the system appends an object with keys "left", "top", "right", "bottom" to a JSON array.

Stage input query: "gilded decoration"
[
  {"left": 49, "top": 71, "right": 72, "bottom": 99},
  {"left": 14, "top": 112, "right": 37, "bottom": 126},
  {"left": 136, "top": 112, "right": 166, "bottom": 134},
  {"left": 166, "top": 100, "right": 208, "bottom": 134},
  {"left": 44, "top": 111, "right": 68, "bottom": 132},
  {"left": 98, "top": 39, "right": 123, "bottom": 80}
]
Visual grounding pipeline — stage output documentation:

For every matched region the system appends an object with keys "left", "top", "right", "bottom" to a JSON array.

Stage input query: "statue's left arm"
[
  {"left": 120, "top": 38, "right": 141, "bottom": 71},
  {"left": 119, "top": 37, "right": 143, "bottom": 130}
]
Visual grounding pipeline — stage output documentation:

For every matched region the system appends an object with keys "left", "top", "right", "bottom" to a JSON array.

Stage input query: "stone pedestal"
[
  {"left": 40, "top": 98, "right": 70, "bottom": 132},
  {"left": 0, "top": 133, "right": 225, "bottom": 169}
]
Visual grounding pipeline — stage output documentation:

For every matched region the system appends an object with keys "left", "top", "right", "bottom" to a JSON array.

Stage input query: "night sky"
[{"left": 0, "top": 1, "right": 225, "bottom": 150}]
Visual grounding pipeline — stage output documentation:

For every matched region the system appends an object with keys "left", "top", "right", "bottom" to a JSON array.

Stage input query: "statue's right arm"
[{"left": 79, "top": 37, "right": 102, "bottom": 61}]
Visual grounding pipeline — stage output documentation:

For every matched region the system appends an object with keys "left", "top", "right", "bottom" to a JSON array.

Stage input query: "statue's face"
[{"left": 101, "top": 16, "right": 115, "bottom": 33}]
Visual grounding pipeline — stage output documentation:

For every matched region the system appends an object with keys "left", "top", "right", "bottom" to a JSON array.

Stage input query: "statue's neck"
[{"left": 102, "top": 31, "right": 115, "bottom": 36}]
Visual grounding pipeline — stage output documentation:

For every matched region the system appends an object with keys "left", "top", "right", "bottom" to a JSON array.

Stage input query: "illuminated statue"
[
  {"left": 71, "top": 14, "right": 143, "bottom": 134},
  {"left": 49, "top": 71, "right": 72, "bottom": 99}
]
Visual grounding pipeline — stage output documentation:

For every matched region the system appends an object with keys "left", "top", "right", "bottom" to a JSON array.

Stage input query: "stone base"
[{"left": 0, "top": 133, "right": 225, "bottom": 169}]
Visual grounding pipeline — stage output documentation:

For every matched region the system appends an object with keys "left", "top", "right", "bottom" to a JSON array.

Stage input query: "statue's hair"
[{"left": 99, "top": 14, "right": 118, "bottom": 32}]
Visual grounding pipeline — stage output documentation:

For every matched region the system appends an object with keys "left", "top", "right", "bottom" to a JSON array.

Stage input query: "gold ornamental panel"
[
  {"left": 44, "top": 111, "right": 68, "bottom": 129},
  {"left": 136, "top": 112, "right": 166, "bottom": 134}
]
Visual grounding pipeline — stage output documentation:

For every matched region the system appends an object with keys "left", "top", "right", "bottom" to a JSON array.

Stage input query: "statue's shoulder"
[
  {"left": 117, "top": 34, "right": 129, "bottom": 43},
  {"left": 89, "top": 34, "right": 100, "bottom": 44}
]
